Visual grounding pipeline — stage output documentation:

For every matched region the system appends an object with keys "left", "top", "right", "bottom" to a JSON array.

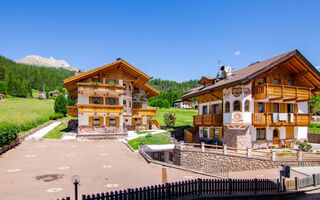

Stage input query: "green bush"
[
  {"left": 309, "top": 123, "right": 317, "bottom": 128},
  {"left": 296, "top": 140, "right": 313, "bottom": 152},
  {"left": 54, "top": 93, "right": 67, "bottom": 116},
  {"left": 163, "top": 113, "right": 176, "bottom": 128},
  {"left": 146, "top": 133, "right": 152, "bottom": 138},
  {"left": 0, "top": 123, "right": 19, "bottom": 148},
  {"left": 49, "top": 113, "right": 64, "bottom": 120}
]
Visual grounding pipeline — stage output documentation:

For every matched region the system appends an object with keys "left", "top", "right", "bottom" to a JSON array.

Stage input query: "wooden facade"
[{"left": 63, "top": 59, "right": 160, "bottom": 136}]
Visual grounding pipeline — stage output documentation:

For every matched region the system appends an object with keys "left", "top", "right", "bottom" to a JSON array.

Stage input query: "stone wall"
[
  {"left": 223, "top": 126, "right": 251, "bottom": 149},
  {"left": 173, "top": 148, "right": 320, "bottom": 173},
  {"left": 252, "top": 140, "right": 273, "bottom": 149},
  {"left": 78, "top": 125, "right": 124, "bottom": 135},
  {"left": 308, "top": 133, "right": 320, "bottom": 143}
]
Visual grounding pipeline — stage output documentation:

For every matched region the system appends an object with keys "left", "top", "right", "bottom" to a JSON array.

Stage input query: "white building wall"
[
  {"left": 295, "top": 126, "right": 308, "bottom": 139},
  {"left": 79, "top": 114, "right": 89, "bottom": 126},
  {"left": 199, "top": 100, "right": 222, "bottom": 115},
  {"left": 78, "top": 94, "right": 89, "bottom": 104},
  {"left": 298, "top": 102, "right": 308, "bottom": 114}
]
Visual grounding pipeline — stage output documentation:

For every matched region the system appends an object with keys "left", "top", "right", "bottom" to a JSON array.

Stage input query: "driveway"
[{"left": 0, "top": 140, "right": 209, "bottom": 200}]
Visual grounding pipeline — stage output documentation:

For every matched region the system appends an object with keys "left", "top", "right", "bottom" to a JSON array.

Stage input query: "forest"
[
  {"left": 0, "top": 56, "right": 74, "bottom": 97},
  {"left": 147, "top": 78, "right": 199, "bottom": 108}
]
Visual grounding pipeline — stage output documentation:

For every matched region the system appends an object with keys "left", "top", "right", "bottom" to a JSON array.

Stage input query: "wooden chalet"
[
  {"left": 63, "top": 58, "right": 160, "bottom": 136},
  {"left": 182, "top": 49, "right": 320, "bottom": 149}
]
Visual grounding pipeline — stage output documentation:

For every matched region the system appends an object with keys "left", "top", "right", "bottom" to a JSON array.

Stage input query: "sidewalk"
[
  {"left": 124, "top": 129, "right": 167, "bottom": 141},
  {"left": 25, "top": 121, "right": 61, "bottom": 140}
]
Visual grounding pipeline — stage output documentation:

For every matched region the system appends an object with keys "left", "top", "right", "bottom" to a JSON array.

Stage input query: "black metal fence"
[{"left": 62, "top": 178, "right": 279, "bottom": 200}]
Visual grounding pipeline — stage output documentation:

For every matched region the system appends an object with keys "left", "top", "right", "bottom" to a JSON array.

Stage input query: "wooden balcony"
[
  {"left": 77, "top": 82, "right": 124, "bottom": 97},
  {"left": 253, "top": 84, "right": 311, "bottom": 101},
  {"left": 252, "top": 113, "right": 310, "bottom": 126},
  {"left": 77, "top": 104, "right": 125, "bottom": 114},
  {"left": 66, "top": 106, "right": 78, "bottom": 117},
  {"left": 132, "top": 108, "right": 157, "bottom": 117},
  {"left": 193, "top": 114, "right": 223, "bottom": 126}
]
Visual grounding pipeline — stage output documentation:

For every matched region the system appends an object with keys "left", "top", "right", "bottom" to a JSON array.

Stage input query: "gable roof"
[
  {"left": 182, "top": 49, "right": 320, "bottom": 99},
  {"left": 63, "top": 59, "right": 160, "bottom": 98}
]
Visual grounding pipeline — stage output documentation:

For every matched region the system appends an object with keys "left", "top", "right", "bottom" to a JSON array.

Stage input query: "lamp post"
[{"left": 72, "top": 175, "right": 80, "bottom": 200}]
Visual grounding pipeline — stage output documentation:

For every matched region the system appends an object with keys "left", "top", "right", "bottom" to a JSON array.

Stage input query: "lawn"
[
  {"left": 136, "top": 130, "right": 154, "bottom": 135},
  {"left": 152, "top": 107, "right": 198, "bottom": 129},
  {"left": 0, "top": 97, "right": 54, "bottom": 124},
  {"left": 308, "top": 123, "right": 320, "bottom": 134},
  {"left": 128, "top": 132, "right": 171, "bottom": 150},
  {"left": 43, "top": 123, "right": 68, "bottom": 139}
]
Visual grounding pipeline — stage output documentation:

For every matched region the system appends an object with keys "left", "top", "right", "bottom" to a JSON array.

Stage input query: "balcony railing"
[
  {"left": 193, "top": 114, "right": 223, "bottom": 126},
  {"left": 77, "top": 82, "right": 124, "bottom": 97},
  {"left": 253, "top": 83, "right": 311, "bottom": 101},
  {"left": 66, "top": 106, "right": 78, "bottom": 117},
  {"left": 77, "top": 104, "right": 125, "bottom": 114},
  {"left": 252, "top": 113, "right": 310, "bottom": 126},
  {"left": 132, "top": 108, "right": 157, "bottom": 117}
]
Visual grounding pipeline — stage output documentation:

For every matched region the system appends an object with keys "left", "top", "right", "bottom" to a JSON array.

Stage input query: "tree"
[
  {"left": 216, "top": 72, "right": 220, "bottom": 78},
  {"left": 0, "top": 81, "right": 6, "bottom": 94},
  {"left": 309, "top": 95, "right": 320, "bottom": 115},
  {"left": 67, "top": 93, "right": 77, "bottom": 106},
  {"left": 54, "top": 93, "right": 67, "bottom": 116},
  {"left": 163, "top": 113, "right": 176, "bottom": 128}
]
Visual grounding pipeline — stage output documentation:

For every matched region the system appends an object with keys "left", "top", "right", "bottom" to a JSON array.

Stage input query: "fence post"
[
  {"left": 201, "top": 142, "right": 205, "bottom": 152},
  {"left": 271, "top": 151, "right": 276, "bottom": 161},
  {"left": 254, "top": 178, "right": 258, "bottom": 194},
  {"left": 82, "top": 195, "right": 86, "bottom": 200},
  {"left": 247, "top": 148, "right": 251, "bottom": 158},
  {"left": 223, "top": 145, "right": 228, "bottom": 155},
  {"left": 297, "top": 150, "right": 302, "bottom": 161},
  {"left": 165, "top": 183, "right": 169, "bottom": 200},
  {"left": 197, "top": 178, "right": 202, "bottom": 196},
  {"left": 313, "top": 174, "right": 317, "bottom": 186},
  {"left": 283, "top": 178, "right": 286, "bottom": 192},
  {"left": 277, "top": 179, "right": 280, "bottom": 192},
  {"left": 295, "top": 177, "right": 299, "bottom": 190},
  {"left": 228, "top": 178, "right": 232, "bottom": 194},
  {"left": 127, "top": 188, "right": 131, "bottom": 200}
]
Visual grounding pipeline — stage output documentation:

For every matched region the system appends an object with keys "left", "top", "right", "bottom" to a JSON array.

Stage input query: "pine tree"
[
  {"left": 0, "top": 81, "right": 6, "bottom": 94},
  {"left": 54, "top": 93, "right": 67, "bottom": 116}
]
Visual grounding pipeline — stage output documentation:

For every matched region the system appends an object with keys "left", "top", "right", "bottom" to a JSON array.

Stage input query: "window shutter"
[
  {"left": 106, "top": 117, "right": 110, "bottom": 126},
  {"left": 115, "top": 98, "right": 118, "bottom": 105},
  {"left": 89, "top": 97, "right": 93, "bottom": 104},
  {"left": 266, "top": 103, "right": 271, "bottom": 113},
  {"left": 209, "top": 105, "right": 213, "bottom": 114},
  {"left": 89, "top": 117, "right": 93, "bottom": 126},
  {"left": 210, "top": 128, "right": 213, "bottom": 138},
  {"left": 100, "top": 97, "right": 103, "bottom": 105},
  {"left": 219, "top": 128, "right": 223, "bottom": 139},
  {"left": 116, "top": 117, "right": 119, "bottom": 126},
  {"left": 219, "top": 104, "right": 222, "bottom": 114},
  {"left": 99, "top": 116, "right": 103, "bottom": 126},
  {"left": 254, "top": 102, "right": 258, "bottom": 113},
  {"left": 294, "top": 104, "right": 298, "bottom": 114}
]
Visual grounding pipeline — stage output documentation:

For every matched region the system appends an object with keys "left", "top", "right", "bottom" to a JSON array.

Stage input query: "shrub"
[
  {"left": 54, "top": 93, "right": 67, "bottom": 116},
  {"left": 146, "top": 133, "right": 152, "bottom": 138},
  {"left": 49, "top": 113, "right": 64, "bottom": 120},
  {"left": 309, "top": 123, "right": 317, "bottom": 128},
  {"left": 296, "top": 140, "right": 313, "bottom": 152},
  {"left": 0, "top": 123, "right": 19, "bottom": 148},
  {"left": 164, "top": 113, "right": 176, "bottom": 128}
]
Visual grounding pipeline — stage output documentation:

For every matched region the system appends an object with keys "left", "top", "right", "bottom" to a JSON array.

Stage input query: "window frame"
[
  {"left": 93, "top": 118, "right": 100, "bottom": 126},
  {"left": 108, "top": 79, "right": 116, "bottom": 84},
  {"left": 225, "top": 101, "right": 230, "bottom": 113},
  {"left": 108, "top": 98, "right": 116, "bottom": 105},
  {"left": 92, "top": 97, "right": 100, "bottom": 105},
  {"left": 256, "top": 128, "right": 266, "bottom": 140},
  {"left": 233, "top": 100, "right": 241, "bottom": 112},
  {"left": 244, "top": 100, "right": 250, "bottom": 112},
  {"left": 258, "top": 102, "right": 264, "bottom": 113},
  {"left": 202, "top": 105, "right": 208, "bottom": 115},
  {"left": 258, "top": 77, "right": 265, "bottom": 85},
  {"left": 109, "top": 117, "right": 116, "bottom": 126}
]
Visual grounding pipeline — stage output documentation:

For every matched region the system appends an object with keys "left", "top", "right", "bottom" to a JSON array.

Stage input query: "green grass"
[
  {"left": 0, "top": 97, "right": 54, "bottom": 124},
  {"left": 152, "top": 107, "right": 198, "bottom": 129},
  {"left": 128, "top": 132, "right": 171, "bottom": 150},
  {"left": 136, "top": 130, "right": 154, "bottom": 135},
  {"left": 308, "top": 123, "right": 320, "bottom": 134},
  {"left": 43, "top": 123, "right": 68, "bottom": 139}
]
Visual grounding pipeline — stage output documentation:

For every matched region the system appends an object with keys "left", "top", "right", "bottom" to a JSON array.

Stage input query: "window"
[
  {"left": 92, "top": 78, "right": 100, "bottom": 83},
  {"left": 123, "top": 100, "right": 127, "bottom": 106},
  {"left": 233, "top": 100, "right": 241, "bottom": 112},
  {"left": 93, "top": 118, "right": 100, "bottom": 126},
  {"left": 256, "top": 128, "right": 266, "bottom": 140},
  {"left": 244, "top": 100, "right": 250, "bottom": 112},
  {"left": 129, "top": 101, "right": 132, "bottom": 108},
  {"left": 108, "top": 80, "right": 116, "bottom": 84},
  {"left": 203, "top": 128, "right": 208, "bottom": 138},
  {"left": 288, "top": 80, "right": 294, "bottom": 86},
  {"left": 287, "top": 104, "right": 294, "bottom": 113},
  {"left": 214, "top": 128, "right": 219, "bottom": 139},
  {"left": 273, "top": 103, "right": 279, "bottom": 113},
  {"left": 135, "top": 118, "right": 140, "bottom": 125},
  {"left": 273, "top": 79, "right": 279, "bottom": 85},
  {"left": 109, "top": 98, "right": 116, "bottom": 105},
  {"left": 92, "top": 97, "right": 100, "bottom": 104},
  {"left": 258, "top": 78, "right": 265, "bottom": 85},
  {"left": 202, "top": 106, "right": 208, "bottom": 115},
  {"left": 133, "top": 102, "right": 140, "bottom": 108},
  {"left": 134, "top": 87, "right": 140, "bottom": 93},
  {"left": 225, "top": 102, "right": 230, "bottom": 112},
  {"left": 109, "top": 117, "right": 116, "bottom": 125},
  {"left": 129, "top": 85, "right": 132, "bottom": 91},
  {"left": 258, "top": 103, "right": 264, "bottom": 113},
  {"left": 169, "top": 152, "right": 173, "bottom": 162},
  {"left": 212, "top": 104, "right": 219, "bottom": 114}
]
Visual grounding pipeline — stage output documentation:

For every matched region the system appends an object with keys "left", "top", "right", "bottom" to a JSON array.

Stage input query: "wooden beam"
[
  {"left": 269, "top": 97, "right": 282, "bottom": 101},
  {"left": 292, "top": 71, "right": 309, "bottom": 79},
  {"left": 283, "top": 98, "right": 296, "bottom": 102},
  {"left": 296, "top": 99, "right": 309, "bottom": 103},
  {"left": 285, "top": 61, "right": 300, "bottom": 73}
]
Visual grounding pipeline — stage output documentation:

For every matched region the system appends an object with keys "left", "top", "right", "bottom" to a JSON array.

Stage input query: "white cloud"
[
  {"left": 235, "top": 51, "right": 241, "bottom": 55},
  {"left": 316, "top": 65, "right": 320, "bottom": 70}
]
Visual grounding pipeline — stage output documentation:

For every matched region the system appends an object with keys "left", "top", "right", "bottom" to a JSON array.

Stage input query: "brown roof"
[{"left": 182, "top": 49, "right": 318, "bottom": 99}]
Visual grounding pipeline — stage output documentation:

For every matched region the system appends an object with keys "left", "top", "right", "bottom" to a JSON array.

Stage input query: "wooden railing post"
[
  {"left": 201, "top": 142, "right": 205, "bottom": 152},
  {"left": 297, "top": 150, "right": 302, "bottom": 161},
  {"left": 197, "top": 178, "right": 202, "bottom": 196},
  {"left": 271, "top": 151, "right": 276, "bottom": 161},
  {"left": 247, "top": 148, "right": 251, "bottom": 158},
  {"left": 295, "top": 177, "right": 299, "bottom": 190},
  {"left": 180, "top": 141, "right": 184, "bottom": 149},
  {"left": 223, "top": 145, "right": 227, "bottom": 155},
  {"left": 313, "top": 174, "right": 317, "bottom": 186},
  {"left": 254, "top": 178, "right": 258, "bottom": 194}
]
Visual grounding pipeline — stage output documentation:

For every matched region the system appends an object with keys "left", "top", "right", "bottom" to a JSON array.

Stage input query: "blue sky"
[{"left": 1, "top": 0, "right": 320, "bottom": 82}]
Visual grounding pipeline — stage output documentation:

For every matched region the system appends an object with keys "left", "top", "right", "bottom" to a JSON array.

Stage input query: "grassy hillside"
[
  {"left": 152, "top": 107, "right": 198, "bottom": 128},
  {"left": 0, "top": 97, "right": 54, "bottom": 124}
]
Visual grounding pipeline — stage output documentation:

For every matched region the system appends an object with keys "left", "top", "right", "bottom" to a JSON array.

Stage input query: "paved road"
[
  {"left": 0, "top": 140, "right": 210, "bottom": 200},
  {"left": 292, "top": 188, "right": 320, "bottom": 200}
]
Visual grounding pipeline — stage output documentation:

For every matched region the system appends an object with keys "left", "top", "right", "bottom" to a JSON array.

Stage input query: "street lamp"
[{"left": 72, "top": 175, "right": 80, "bottom": 200}]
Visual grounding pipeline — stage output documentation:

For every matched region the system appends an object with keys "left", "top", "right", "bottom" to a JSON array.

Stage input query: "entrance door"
[{"left": 273, "top": 128, "right": 280, "bottom": 146}]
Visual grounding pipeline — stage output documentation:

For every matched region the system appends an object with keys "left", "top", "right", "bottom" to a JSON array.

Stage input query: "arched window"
[
  {"left": 244, "top": 100, "right": 250, "bottom": 112},
  {"left": 225, "top": 101, "right": 230, "bottom": 113},
  {"left": 233, "top": 100, "right": 241, "bottom": 112}
]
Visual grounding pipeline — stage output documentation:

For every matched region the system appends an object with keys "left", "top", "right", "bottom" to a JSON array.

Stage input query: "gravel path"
[{"left": 25, "top": 121, "right": 61, "bottom": 140}]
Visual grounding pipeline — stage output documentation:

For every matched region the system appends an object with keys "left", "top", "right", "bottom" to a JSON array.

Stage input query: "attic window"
[
  {"left": 204, "top": 84, "right": 209, "bottom": 87},
  {"left": 92, "top": 78, "right": 100, "bottom": 83}
]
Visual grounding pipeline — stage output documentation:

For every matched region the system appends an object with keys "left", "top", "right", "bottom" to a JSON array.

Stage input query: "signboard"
[{"left": 232, "top": 113, "right": 243, "bottom": 123}]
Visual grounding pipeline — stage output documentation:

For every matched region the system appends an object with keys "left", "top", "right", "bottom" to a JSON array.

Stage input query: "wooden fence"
[{"left": 74, "top": 178, "right": 279, "bottom": 200}]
